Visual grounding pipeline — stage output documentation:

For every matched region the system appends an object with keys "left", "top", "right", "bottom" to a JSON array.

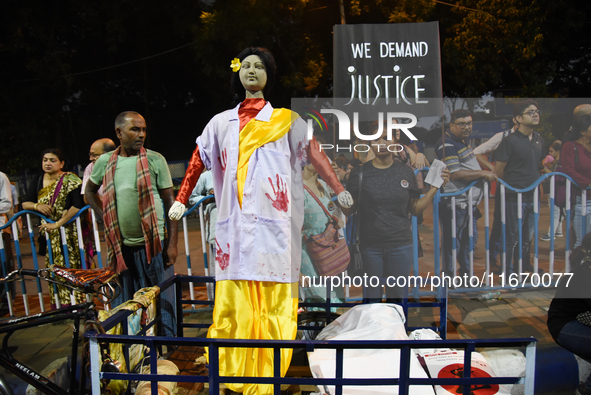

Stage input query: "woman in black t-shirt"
[{"left": 343, "top": 126, "right": 449, "bottom": 302}]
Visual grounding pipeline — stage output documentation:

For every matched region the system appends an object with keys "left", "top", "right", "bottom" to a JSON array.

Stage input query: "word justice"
[{"left": 345, "top": 68, "right": 429, "bottom": 106}]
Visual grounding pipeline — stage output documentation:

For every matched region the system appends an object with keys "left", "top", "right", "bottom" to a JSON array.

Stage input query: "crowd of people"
[
  {"left": 13, "top": 113, "right": 180, "bottom": 337},
  {"left": 2, "top": 101, "right": 589, "bottom": 313},
  {"left": 301, "top": 99, "right": 590, "bottom": 282}
]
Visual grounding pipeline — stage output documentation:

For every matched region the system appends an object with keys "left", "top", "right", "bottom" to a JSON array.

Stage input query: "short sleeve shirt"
[
  {"left": 495, "top": 130, "right": 544, "bottom": 200},
  {"left": 473, "top": 132, "right": 504, "bottom": 155},
  {"left": 436, "top": 132, "right": 483, "bottom": 206},
  {"left": 81, "top": 162, "right": 104, "bottom": 196},
  {"left": 90, "top": 149, "right": 173, "bottom": 246},
  {"left": 346, "top": 160, "right": 420, "bottom": 249},
  {"left": 0, "top": 172, "right": 12, "bottom": 227}
]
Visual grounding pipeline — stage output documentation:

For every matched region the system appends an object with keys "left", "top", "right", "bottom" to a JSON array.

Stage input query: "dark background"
[{"left": 2, "top": 0, "right": 591, "bottom": 174}]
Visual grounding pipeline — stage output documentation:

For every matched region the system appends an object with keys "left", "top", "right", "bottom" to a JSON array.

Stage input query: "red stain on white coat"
[
  {"left": 217, "top": 149, "right": 227, "bottom": 172},
  {"left": 215, "top": 240, "right": 230, "bottom": 270},
  {"left": 265, "top": 174, "right": 289, "bottom": 212}
]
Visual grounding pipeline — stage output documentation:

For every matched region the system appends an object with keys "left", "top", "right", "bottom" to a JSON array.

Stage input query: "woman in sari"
[
  {"left": 22, "top": 148, "right": 84, "bottom": 308},
  {"left": 300, "top": 162, "right": 346, "bottom": 312}
]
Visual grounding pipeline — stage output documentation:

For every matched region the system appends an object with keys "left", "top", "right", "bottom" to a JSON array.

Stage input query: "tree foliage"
[
  {"left": 0, "top": 0, "right": 205, "bottom": 172},
  {"left": 1, "top": 0, "right": 590, "bottom": 174}
]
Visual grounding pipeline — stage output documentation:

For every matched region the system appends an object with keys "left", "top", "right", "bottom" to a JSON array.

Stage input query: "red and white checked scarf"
[{"left": 103, "top": 147, "right": 162, "bottom": 273}]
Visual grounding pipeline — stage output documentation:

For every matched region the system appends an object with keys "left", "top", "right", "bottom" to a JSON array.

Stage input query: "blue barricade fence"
[
  {"left": 88, "top": 335, "right": 537, "bottom": 395},
  {"left": 428, "top": 170, "right": 590, "bottom": 292},
  {"left": 2, "top": 171, "right": 590, "bottom": 316},
  {"left": 86, "top": 275, "right": 537, "bottom": 395},
  {"left": 1, "top": 182, "right": 551, "bottom": 394},
  {"left": 0, "top": 206, "right": 104, "bottom": 315}
]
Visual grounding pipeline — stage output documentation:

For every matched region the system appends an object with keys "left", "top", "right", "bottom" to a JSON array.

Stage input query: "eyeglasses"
[
  {"left": 522, "top": 109, "right": 540, "bottom": 117},
  {"left": 452, "top": 121, "right": 473, "bottom": 129},
  {"left": 89, "top": 152, "right": 101, "bottom": 159}
]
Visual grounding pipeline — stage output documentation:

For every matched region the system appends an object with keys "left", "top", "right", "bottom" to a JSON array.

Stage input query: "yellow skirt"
[{"left": 206, "top": 280, "right": 298, "bottom": 395}]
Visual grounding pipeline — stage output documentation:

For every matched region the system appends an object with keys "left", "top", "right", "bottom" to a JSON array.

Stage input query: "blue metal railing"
[
  {"left": 87, "top": 274, "right": 537, "bottom": 395},
  {"left": 0, "top": 206, "right": 102, "bottom": 314},
  {"left": 414, "top": 167, "right": 590, "bottom": 292},
  {"left": 3, "top": 171, "right": 590, "bottom": 316},
  {"left": 89, "top": 335, "right": 536, "bottom": 395},
  {"left": 179, "top": 194, "right": 216, "bottom": 303}
]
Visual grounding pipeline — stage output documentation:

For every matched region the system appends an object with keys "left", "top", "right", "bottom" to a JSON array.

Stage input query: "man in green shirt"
[{"left": 85, "top": 111, "right": 178, "bottom": 337}]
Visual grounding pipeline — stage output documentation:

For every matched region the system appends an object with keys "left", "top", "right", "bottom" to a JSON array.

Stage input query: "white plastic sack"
[
  {"left": 308, "top": 304, "right": 435, "bottom": 395},
  {"left": 408, "top": 329, "right": 452, "bottom": 358},
  {"left": 316, "top": 303, "right": 406, "bottom": 341},
  {"left": 423, "top": 350, "right": 510, "bottom": 395},
  {"left": 480, "top": 349, "right": 526, "bottom": 395},
  {"left": 408, "top": 329, "right": 441, "bottom": 342}
]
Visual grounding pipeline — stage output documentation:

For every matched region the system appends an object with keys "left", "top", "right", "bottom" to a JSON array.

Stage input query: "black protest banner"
[{"left": 333, "top": 22, "right": 443, "bottom": 120}]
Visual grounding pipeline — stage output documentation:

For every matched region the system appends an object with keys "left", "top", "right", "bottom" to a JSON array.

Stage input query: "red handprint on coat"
[
  {"left": 217, "top": 149, "right": 227, "bottom": 173},
  {"left": 215, "top": 240, "right": 230, "bottom": 270},
  {"left": 296, "top": 141, "right": 308, "bottom": 165},
  {"left": 265, "top": 174, "right": 289, "bottom": 212}
]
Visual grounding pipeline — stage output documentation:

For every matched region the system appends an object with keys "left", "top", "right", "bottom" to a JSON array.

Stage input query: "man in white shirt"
[
  {"left": 0, "top": 171, "right": 14, "bottom": 313},
  {"left": 81, "top": 138, "right": 116, "bottom": 205},
  {"left": 472, "top": 120, "right": 517, "bottom": 272},
  {"left": 0, "top": 172, "right": 13, "bottom": 252},
  {"left": 473, "top": 120, "right": 517, "bottom": 171}
]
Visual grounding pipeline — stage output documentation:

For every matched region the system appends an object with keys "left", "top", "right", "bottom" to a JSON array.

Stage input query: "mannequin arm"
[
  {"left": 176, "top": 145, "right": 205, "bottom": 205},
  {"left": 169, "top": 145, "right": 205, "bottom": 220},
  {"left": 307, "top": 138, "right": 353, "bottom": 208},
  {"left": 307, "top": 138, "right": 344, "bottom": 195}
]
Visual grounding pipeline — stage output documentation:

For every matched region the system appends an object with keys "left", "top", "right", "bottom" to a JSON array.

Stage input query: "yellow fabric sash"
[
  {"left": 207, "top": 280, "right": 298, "bottom": 395},
  {"left": 237, "top": 108, "right": 296, "bottom": 207}
]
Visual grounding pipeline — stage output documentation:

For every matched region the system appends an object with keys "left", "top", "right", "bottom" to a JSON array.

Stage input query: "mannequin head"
[
  {"left": 239, "top": 55, "right": 268, "bottom": 97},
  {"left": 231, "top": 47, "right": 276, "bottom": 101}
]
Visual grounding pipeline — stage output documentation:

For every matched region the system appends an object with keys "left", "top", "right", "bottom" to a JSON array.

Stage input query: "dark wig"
[{"left": 230, "top": 47, "right": 276, "bottom": 103}]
